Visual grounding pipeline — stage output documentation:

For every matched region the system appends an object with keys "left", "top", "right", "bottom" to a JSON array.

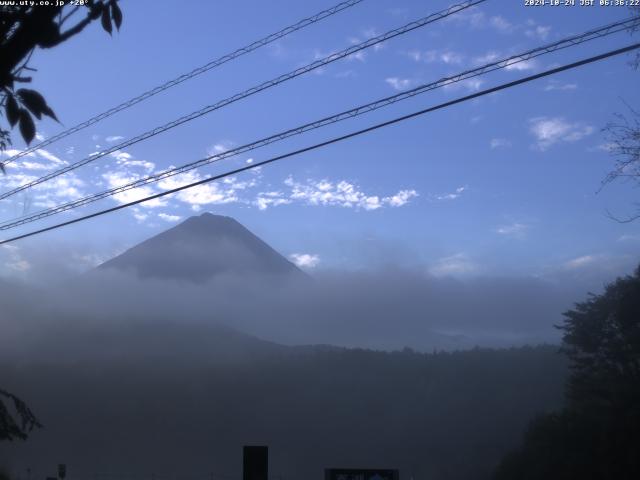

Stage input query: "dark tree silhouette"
[
  {"left": 494, "top": 266, "right": 640, "bottom": 479},
  {"left": 562, "top": 266, "right": 640, "bottom": 414},
  {"left": 0, "top": 0, "right": 123, "bottom": 443},
  {"left": 602, "top": 106, "right": 640, "bottom": 222},
  {"left": 600, "top": 6, "right": 640, "bottom": 221},
  {"left": 0, "top": 0, "right": 122, "bottom": 170},
  {"left": 631, "top": 6, "right": 640, "bottom": 69},
  {"left": 0, "top": 389, "right": 42, "bottom": 441}
]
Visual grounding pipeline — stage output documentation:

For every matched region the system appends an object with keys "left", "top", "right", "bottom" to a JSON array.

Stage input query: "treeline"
[
  {"left": 494, "top": 266, "right": 640, "bottom": 479},
  {"left": 1, "top": 327, "right": 567, "bottom": 480}
]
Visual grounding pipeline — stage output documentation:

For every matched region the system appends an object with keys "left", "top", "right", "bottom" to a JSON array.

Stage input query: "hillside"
[{"left": 0, "top": 322, "right": 567, "bottom": 480}]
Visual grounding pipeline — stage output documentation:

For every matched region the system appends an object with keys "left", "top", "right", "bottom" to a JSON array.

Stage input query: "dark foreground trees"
[
  {"left": 1, "top": 1, "right": 122, "bottom": 160},
  {"left": 601, "top": 6, "right": 639, "bottom": 221},
  {"left": 0, "top": 0, "right": 123, "bottom": 442},
  {"left": 495, "top": 266, "right": 640, "bottom": 479},
  {"left": 0, "top": 389, "right": 41, "bottom": 441}
]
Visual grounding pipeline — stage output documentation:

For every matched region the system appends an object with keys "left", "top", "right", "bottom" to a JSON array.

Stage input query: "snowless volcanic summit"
[{"left": 98, "top": 212, "right": 304, "bottom": 282}]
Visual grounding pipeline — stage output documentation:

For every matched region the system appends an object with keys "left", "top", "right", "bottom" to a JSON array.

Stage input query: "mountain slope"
[
  {"left": 98, "top": 213, "right": 304, "bottom": 282},
  {"left": 0, "top": 337, "right": 567, "bottom": 480}
]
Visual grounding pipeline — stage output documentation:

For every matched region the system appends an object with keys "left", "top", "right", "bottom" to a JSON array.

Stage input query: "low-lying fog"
[{"left": 1, "top": 266, "right": 581, "bottom": 353}]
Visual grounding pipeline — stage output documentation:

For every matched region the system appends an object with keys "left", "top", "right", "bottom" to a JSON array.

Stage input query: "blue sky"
[{"left": 1, "top": 0, "right": 639, "bottom": 285}]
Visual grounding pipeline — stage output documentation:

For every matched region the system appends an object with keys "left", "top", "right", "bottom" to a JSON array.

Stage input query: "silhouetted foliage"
[
  {"left": 0, "top": 0, "right": 123, "bottom": 157},
  {"left": 494, "top": 266, "right": 640, "bottom": 479},
  {"left": 0, "top": 0, "right": 123, "bottom": 442},
  {"left": 0, "top": 389, "right": 42, "bottom": 442},
  {"left": 602, "top": 106, "right": 640, "bottom": 223},
  {"left": 631, "top": 6, "right": 640, "bottom": 69},
  {"left": 601, "top": 7, "right": 640, "bottom": 221}
]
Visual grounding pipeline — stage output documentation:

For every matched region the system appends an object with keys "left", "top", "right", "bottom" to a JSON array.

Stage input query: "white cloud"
[
  {"left": 443, "top": 78, "right": 484, "bottom": 93},
  {"left": 267, "top": 41, "right": 286, "bottom": 59},
  {"left": 157, "top": 171, "right": 253, "bottom": 207},
  {"left": 385, "top": 77, "right": 413, "bottom": 91},
  {"left": 0, "top": 149, "right": 85, "bottom": 209},
  {"left": 544, "top": 81, "right": 577, "bottom": 92},
  {"left": 447, "top": 9, "right": 518, "bottom": 35},
  {"left": 504, "top": 58, "right": 536, "bottom": 71},
  {"left": 429, "top": 253, "right": 478, "bottom": 277},
  {"left": 490, "top": 138, "right": 512, "bottom": 149},
  {"left": 595, "top": 143, "right": 616, "bottom": 152},
  {"left": 525, "top": 22, "right": 551, "bottom": 41},
  {"left": 289, "top": 253, "right": 320, "bottom": 269},
  {"left": 350, "top": 28, "right": 383, "bottom": 54},
  {"left": 490, "top": 16, "right": 514, "bottom": 33},
  {"left": 563, "top": 255, "right": 600, "bottom": 270},
  {"left": 440, "top": 50, "right": 464, "bottom": 65},
  {"left": 445, "top": 7, "right": 486, "bottom": 29},
  {"left": 406, "top": 50, "right": 426, "bottom": 62},
  {"left": 72, "top": 252, "right": 110, "bottom": 268},
  {"left": 473, "top": 51, "right": 501, "bottom": 65},
  {"left": 103, "top": 171, "right": 166, "bottom": 208},
  {"left": 335, "top": 69, "right": 356, "bottom": 79},
  {"left": 158, "top": 213, "right": 182, "bottom": 222},
  {"left": 272, "top": 177, "right": 417, "bottom": 211},
  {"left": 1, "top": 244, "right": 31, "bottom": 272},
  {"left": 110, "top": 150, "right": 133, "bottom": 161},
  {"left": 1, "top": 147, "right": 66, "bottom": 174},
  {"left": 473, "top": 52, "right": 535, "bottom": 72},
  {"left": 528, "top": 117, "right": 595, "bottom": 150},
  {"left": 432, "top": 186, "right": 466, "bottom": 201},
  {"left": 131, "top": 207, "right": 148, "bottom": 223},
  {"left": 106, "top": 135, "right": 125, "bottom": 143},
  {"left": 496, "top": 222, "right": 529, "bottom": 239},
  {"left": 388, "top": 7, "right": 408, "bottom": 18},
  {"left": 207, "top": 141, "right": 234, "bottom": 157},
  {"left": 385, "top": 190, "right": 419, "bottom": 207},
  {"left": 110, "top": 150, "right": 155, "bottom": 172},
  {"left": 176, "top": 184, "right": 238, "bottom": 206},
  {"left": 347, "top": 50, "right": 367, "bottom": 62},
  {"left": 35, "top": 149, "right": 65, "bottom": 164},
  {"left": 254, "top": 191, "right": 291, "bottom": 211},
  {"left": 406, "top": 49, "right": 464, "bottom": 65},
  {"left": 618, "top": 234, "right": 640, "bottom": 242}
]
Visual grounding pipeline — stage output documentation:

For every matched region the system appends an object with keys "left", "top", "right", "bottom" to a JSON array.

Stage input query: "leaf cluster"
[
  {"left": 0, "top": 388, "right": 42, "bottom": 442},
  {"left": 0, "top": 0, "right": 123, "bottom": 161}
]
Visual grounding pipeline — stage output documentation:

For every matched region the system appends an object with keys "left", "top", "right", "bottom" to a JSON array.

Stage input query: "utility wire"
[
  {"left": 1, "top": 0, "right": 366, "bottom": 165},
  {"left": 1, "top": 16, "right": 637, "bottom": 231},
  {"left": 1, "top": 42, "right": 638, "bottom": 246},
  {"left": 0, "top": 0, "right": 486, "bottom": 201}
]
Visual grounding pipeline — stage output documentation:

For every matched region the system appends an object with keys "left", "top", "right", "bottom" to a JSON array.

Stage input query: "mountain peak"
[{"left": 98, "top": 213, "right": 304, "bottom": 282}]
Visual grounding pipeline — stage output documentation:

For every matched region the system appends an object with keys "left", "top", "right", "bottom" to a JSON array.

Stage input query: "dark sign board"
[
  {"left": 325, "top": 469, "right": 399, "bottom": 480},
  {"left": 243, "top": 446, "right": 268, "bottom": 480}
]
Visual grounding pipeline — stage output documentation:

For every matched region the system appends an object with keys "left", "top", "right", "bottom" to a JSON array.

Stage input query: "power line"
[
  {"left": 0, "top": 0, "right": 486, "bottom": 201},
  {"left": 1, "top": 42, "right": 638, "bottom": 246},
  {"left": 1, "top": 0, "right": 366, "bottom": 165},
  {"left": 0, "top": 16, "right": 637, "bottom": 231}
]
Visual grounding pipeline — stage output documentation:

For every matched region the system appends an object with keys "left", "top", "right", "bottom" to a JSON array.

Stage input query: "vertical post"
[{"left": 242, "top": 446, "right": 268, "bottom": 480}]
